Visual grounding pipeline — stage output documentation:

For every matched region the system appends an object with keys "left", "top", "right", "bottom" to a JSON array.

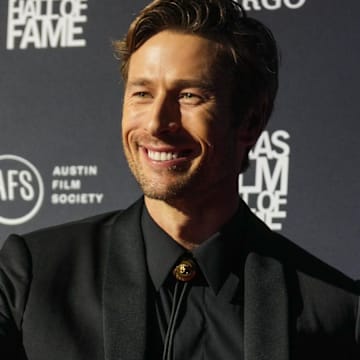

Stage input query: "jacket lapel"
[
  {"left": 243, "top": 251, "right": 290, "bottom": 360},
  {"left": 238, "top": 199, "right": 290, "bottom": 360},
  {"left": 102, "top": 197, "right": 290, "bottom": 360},
  {"left": 103, "top": 199, "right": 148, "bottom": 360}
]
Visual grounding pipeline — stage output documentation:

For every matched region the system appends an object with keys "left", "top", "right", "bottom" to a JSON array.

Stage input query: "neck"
[{"left": 144, "top": 191, "right": 240, "bottom": 250}]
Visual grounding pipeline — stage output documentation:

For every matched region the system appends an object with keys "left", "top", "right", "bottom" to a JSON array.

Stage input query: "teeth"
[{"left": 148, "top": 150, "right": 179, "bottom": 161}]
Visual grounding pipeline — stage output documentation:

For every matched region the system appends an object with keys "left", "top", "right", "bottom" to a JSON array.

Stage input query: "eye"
[
  {"left": 179, "top": 92, "right": 203, "bottom": 105},
  {"left": 134, "top": 91, "right": 151, "bottom": 98},
  {"left": 180, "top": 92, "right": 197, "bottom": 99},
  {"left": 130, "top": 91, "right": 153, "bottom": 103}
]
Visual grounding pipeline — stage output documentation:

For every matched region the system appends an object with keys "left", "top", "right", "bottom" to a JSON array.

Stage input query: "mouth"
[{"left": 147, "top": 149, "right": 192, "bottom": 162}]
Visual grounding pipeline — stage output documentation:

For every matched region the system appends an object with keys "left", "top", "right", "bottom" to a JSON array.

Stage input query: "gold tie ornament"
[{"left": 172, "top": 258, "right": 197, "bottom": 282}]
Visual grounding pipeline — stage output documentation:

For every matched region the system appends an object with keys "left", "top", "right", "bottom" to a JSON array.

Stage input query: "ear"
[{"left": 235, "top": 114, "right": 264, "bottom": 147}]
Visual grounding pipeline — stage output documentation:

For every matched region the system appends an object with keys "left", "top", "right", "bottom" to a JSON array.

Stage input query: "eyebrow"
[
  {"left": 126, "top": 78, "right": 216, "bottom": 92},
  {"left": 126, "top": 78, "right": 152, "bottom": 87}
]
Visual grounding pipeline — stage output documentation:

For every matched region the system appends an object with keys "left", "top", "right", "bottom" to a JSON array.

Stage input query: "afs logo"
[{"left": 0, "top": 155, "right": 44, "bottom": 225}]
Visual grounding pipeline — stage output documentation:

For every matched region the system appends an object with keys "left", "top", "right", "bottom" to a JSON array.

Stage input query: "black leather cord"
[{"left": 162, "top": 280, "right": 189, "bottom": 360}]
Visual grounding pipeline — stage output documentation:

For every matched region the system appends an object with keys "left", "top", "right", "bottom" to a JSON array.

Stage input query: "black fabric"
[
  {"left": 0, "top": 198, "right": 359, "bottom": 359},
  {"left": 141, "top": 204, "right": 248, "bottom": 359}
]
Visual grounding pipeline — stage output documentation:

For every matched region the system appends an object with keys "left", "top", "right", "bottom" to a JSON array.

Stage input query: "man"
[{"left": 0, "top": 0, "right": 359, "bottom": 359}]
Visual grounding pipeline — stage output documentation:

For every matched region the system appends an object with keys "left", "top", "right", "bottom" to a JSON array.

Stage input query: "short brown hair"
[{"left": 114, "top": 0, "right": 279, "bottom": 172}]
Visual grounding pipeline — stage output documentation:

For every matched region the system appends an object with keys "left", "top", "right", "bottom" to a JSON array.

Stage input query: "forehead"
[{"left": 127, "top": 30, "right": 225, "bottom": 84}]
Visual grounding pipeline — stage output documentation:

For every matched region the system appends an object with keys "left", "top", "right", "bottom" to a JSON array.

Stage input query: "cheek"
[
  {"left": 121, "top": 121, "right": 137, "bottom": 156},
  {"left": 121, "top": 104, "right": 143, "bottom": 142},
  {"left": 181, "top": 107, "right": 227, "bottom": 146},
  {"left": 121, "top": 117, "right": 130, "bottom": 144},
  {"left": 122, "top": 97, "right": 149, "bottom": 126},
  {"left": 122, "top": 126, "right": 139, "bottom": 154},
  {"left": 195, "top": 120, "right": 232, "bottom": 150}
]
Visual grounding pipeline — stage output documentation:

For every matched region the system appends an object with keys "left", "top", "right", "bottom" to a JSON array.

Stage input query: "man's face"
[{"left": 122, "top": 30, "right": 247, "bottom": 202}]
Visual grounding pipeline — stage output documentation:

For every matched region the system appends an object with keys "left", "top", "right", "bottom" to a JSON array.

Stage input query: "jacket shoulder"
[
  {"left": 244, "top": 203, "right": 358, "bottom": 289},
  {"left": 2, "top": 198, "right": 144, "bottom": 265},
  {"left": 243, "top": 204, "right": 360, "bottom": 347}
]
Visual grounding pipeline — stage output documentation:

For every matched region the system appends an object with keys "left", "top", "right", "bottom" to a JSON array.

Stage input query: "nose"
[{"left": 146, "top": 95, "right": 181, "bottom": 135}]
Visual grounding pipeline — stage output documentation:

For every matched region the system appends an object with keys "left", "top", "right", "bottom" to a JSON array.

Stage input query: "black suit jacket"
[{"left": 0, "top": 198, "right": 359, "bottom": 359}]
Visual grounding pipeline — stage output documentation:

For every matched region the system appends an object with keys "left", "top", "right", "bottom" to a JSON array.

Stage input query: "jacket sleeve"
[
  {"left": 356, "top": 281, "right": 360, "bottom": 349},
  {"left": 0, "top": 235, "right": 31, "bottom": 359}
]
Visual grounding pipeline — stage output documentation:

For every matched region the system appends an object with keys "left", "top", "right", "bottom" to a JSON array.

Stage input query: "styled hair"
[{"left": 113, "top": 0, "right": 279, "bottom": 172}]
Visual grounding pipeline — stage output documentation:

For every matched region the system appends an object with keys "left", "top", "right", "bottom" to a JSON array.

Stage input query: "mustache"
[{"left": 134, "top": 133, "right": 194, "bottom": 147}]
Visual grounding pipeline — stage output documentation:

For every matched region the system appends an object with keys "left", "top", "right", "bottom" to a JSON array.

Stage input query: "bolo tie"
[{"left": 162, "top": 256, "right": 197, "bottom": 360}]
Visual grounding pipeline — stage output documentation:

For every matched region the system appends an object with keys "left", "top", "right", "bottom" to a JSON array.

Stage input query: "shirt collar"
[
  {"left": 142, "top": 207, "right": 185, "bottom": 290},
  {"left": 142, "top": 202, "right": 247, "bottom": 294},
  {"left": 192, "top": 231, "right": 227, "bottom": 294}
]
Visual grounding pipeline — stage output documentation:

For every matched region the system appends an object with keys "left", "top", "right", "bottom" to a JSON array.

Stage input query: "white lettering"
[
  {"left": 237, "top": 0, "right": 306, "bottom": 11},
  {"left": 241, "top": 0, "right": 262, "bottom": 11},
  {"left": 42, "top": 17, "right": 66, "bottom": 48},
  {"left": 251, "top": 131, "right": 276, "bottom": 159},
  {"left": 259, "top": 157, "right": 289, "bottom": 194},
  {"left": 0, "top": 170, "right": 7, "bottom": 201},
  {"left": 24, "top": 0, "right": 37, "bottom": 18},
  {"left": 271, "top": 130, "right": 290, "bottom": 157},
  {"left": 52, "top": 165, "right": 98, "bottom": 176},
  {"left": 239, "top": 130, "right": 290, "bottom": 230},
  {"left": 254, "top": 191, "right": 287, "bottom": 231},
  {"left": 51, "top": 193, "right": 104, "bottom": 205},
  {"left": 7, "top": 0, "right": 88, "bottom": 50},
  {"left": 262, "top": 0, "right": 281, "bottom": 10},
  {"left": 19, "top": 170, "right": 35, "bottom": 200},
  {"left": 52, "top": 179, "right": 82, "bottom": 190},
  {"left": 59, "top": 0, "right": 76, "bottom": 17},
  {"left": 65, "top": 19, "right": 86, "bottom": 47},
  {"left": 0, "top": 169, "right": 35, "bottom": 201},
  {"left": 284, "top": 0, "right": 306, "bottom": 9},
  {"left": 7, "top": 170, "right": 19, "bottom": 200},
  {"left": 19, "top": 17, "right": 42, "bottom": 49}
]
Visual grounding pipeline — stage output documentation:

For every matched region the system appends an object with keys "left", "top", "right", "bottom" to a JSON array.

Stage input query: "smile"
[{"left": 148, "top": 150, "right": 180, "bottom": 161}]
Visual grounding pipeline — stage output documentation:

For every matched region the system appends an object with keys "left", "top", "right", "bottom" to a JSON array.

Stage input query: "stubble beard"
[
  {"left": 124, "top": 148, "right": 203, "bottom": 202},
  {"left": 123, "top": 134, "right": 239, "bottom": 204}
]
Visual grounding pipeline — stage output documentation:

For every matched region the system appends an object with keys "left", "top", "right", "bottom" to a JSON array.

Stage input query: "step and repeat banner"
[{"left": 0, "top": 0, "right": 359, "bottom": 277}]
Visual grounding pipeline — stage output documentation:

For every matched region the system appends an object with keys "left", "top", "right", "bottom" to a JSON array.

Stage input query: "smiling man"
[
  {"left": 0, "top": 1, "right": 359, "bottom": 359},
  {"left": 121, "top": 29, "right": 244, "bottom": 249}
]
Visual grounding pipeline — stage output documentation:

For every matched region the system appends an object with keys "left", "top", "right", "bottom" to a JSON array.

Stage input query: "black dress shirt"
[{"left": 141, "top": 205, "right": 248, "bottom": 359}]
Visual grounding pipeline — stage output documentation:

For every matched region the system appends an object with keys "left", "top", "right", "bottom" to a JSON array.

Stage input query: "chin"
[{"left": 142, "top": 181, "right": 190, "bottom": 201}]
